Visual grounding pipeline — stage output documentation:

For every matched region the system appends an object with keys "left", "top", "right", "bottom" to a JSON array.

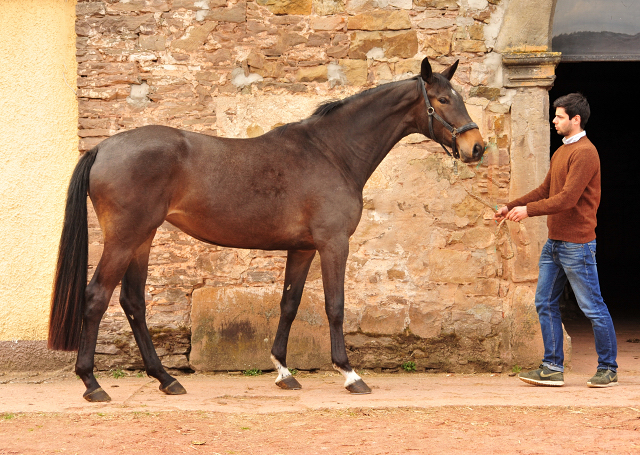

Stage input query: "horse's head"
[{"left": 419, "top": 58, "right": 485, "bottom": 163}]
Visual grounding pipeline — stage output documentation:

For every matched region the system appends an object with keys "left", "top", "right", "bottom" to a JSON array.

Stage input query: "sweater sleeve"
[
  {"left": 506, "top": 171, "right": 551, "bottom": 211},
  {"left": 526, "top": 147, "right": 599, "bottom": 217}
]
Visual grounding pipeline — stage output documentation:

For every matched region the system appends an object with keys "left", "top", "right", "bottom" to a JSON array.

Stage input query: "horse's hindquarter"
[{"left": 166, "top": 128, "right": 363, "bottom": 250}]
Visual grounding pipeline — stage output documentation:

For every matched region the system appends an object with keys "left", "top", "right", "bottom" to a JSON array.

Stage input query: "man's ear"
[{"left": 571, "top": 114, "right": 582, "bottom": 126}]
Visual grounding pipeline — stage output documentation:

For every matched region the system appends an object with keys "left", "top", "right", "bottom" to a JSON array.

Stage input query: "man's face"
[{"left": 553, "top": 107, "right": 580, "bottom": 137}]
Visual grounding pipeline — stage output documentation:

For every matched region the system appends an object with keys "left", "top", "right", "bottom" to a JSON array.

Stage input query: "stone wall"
[{"left": 77, "top": 0, "right": 545, "bottom": 373}]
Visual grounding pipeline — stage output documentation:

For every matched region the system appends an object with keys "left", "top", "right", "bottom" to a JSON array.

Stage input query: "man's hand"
[
  {"left": 494, "top": 206, "right": 508, "bottom": 221},
  {"left": 506, "top": 206, "right": 528, "bottom": 222}
]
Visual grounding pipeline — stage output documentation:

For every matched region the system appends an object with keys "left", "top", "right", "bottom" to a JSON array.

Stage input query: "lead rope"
[
  {"left": 461, "top": 185, "right": 515, "bottom": 260},
  {"left": 455, "top": 151, "right": 518, "bottom": 260}
]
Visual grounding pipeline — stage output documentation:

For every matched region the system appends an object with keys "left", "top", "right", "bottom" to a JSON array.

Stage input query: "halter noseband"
[{"left": 418, "top": 77, "right": 479, "bottom": 160}]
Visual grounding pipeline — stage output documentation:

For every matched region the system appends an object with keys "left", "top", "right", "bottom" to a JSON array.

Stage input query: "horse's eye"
[{"left": 438, "top": 98, "right": 449, "bottom": 104}]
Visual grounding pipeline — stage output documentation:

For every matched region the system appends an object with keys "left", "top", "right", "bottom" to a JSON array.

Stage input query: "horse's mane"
[{"left": 311, "top": 76, "right": 423, "bottom": 118}]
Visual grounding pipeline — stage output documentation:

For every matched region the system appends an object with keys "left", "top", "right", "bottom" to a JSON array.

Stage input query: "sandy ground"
[{"left": 1, "top": 319, "right": 639, "bottom": 454}]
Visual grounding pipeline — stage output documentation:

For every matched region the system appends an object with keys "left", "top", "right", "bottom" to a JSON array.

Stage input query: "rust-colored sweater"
[{"left": 506, "top": 136, "right": 601, "bottom": 243}]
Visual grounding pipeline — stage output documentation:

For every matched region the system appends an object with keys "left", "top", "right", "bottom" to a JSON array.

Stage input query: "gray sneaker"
[
  {"left": 587, "top": 369, "right": 618, "bottom": 388},
  {"left": 518, "top": 365, "right": 564, "bottom": 387}
]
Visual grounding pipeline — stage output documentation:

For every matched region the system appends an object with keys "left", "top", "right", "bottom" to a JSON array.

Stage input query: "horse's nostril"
[{"left": 473, "top": 143, "right": 484, "bottom": 158}]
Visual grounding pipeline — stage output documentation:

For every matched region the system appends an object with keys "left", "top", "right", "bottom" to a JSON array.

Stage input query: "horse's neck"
[{"left": 314, "top": 81, "right": 419, "bottom": 189}]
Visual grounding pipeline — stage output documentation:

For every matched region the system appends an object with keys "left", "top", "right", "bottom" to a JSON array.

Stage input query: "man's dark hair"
[{"left": 553, "top": 93, "right": 590, "bottom": 129}]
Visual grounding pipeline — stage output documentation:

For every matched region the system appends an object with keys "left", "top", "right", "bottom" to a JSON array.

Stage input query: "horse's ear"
[
  {"left": 420, "top": 57, "right": 434, "bottom": 84},
  {"left": 440, "top": 60, "right": 459, "bottom": 81}
]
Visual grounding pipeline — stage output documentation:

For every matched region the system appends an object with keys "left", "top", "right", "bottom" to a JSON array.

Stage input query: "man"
[{"left": 495, "top": 93, "right": 618, "bottom": 387}]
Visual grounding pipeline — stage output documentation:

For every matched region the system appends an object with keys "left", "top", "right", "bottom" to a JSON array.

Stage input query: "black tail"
[{"left": 48, "top": 148, "right": 98, "bottom": 351}]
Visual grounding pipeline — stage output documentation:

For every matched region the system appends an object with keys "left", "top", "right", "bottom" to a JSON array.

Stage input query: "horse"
[{"left": 48, "top": 57, "right": 484, "bottom": 402}]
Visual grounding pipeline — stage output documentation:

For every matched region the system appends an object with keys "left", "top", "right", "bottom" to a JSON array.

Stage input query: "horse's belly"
[{"left": 165, "top": 211, "right": 315, "bottom": 251}]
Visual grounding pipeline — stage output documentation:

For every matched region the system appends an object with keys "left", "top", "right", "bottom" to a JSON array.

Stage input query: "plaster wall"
[{"left": 0, "top": 0, "right": 78, "bottom": 341}]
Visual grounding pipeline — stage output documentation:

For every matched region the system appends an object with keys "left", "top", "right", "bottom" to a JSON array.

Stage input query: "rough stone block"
[
  {"left": 337, "top": 59, "right": 368, "bottom": 86},
  {"left": 313, "top": 0, "right": 345, "bottom": 15},
  {"left": 310, "top": 15, "right": 346, "bottom": 30},
  {"left": 454, "top": 39, "right": 487, "bottom": 53},
  {"left": 360, "top": 298, "right": 408, "bottom": 335},
  {"left": 428, "top": 248, "right": 483, "bottom": 284},
  {"left": 190, "top": 287, "right": 332, "bottom": 371},
  {"left": 347, "top": 10, "right": 411, "bottom": 31},
  {"left": 349, "top": 30, "right": 418, "bottom": 60},
  {"left": 408, "top": 304, "right": 443, "bottom": 339},
  {"left": 296, "top": 65, "right": 328, "bottom": 82},
  {"left": 256, "top": 0, "right": 313, "bottom": 15},
  {"left": 206, "top": 3, "right": 247, "bottom": 23},
  {"left": 470, "top": 86, "right": 501, "bottom": 101},
  {"left": 414, "top": 0, "right": 458, "bottom": 9},
  {"left": 171, "top": 22, "right": 218, "bottom": 51},
  {"left": 422, "top": 30, "right": 453, "bottom": 56},
  {"left": 417, "top": 17, "right": 456, "bottom": 30}
]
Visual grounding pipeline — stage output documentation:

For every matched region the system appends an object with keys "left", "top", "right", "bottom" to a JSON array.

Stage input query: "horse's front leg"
[
  {"left": 270, "top": 249, "right": 317, "bottom": 390},
  {"left": 318, "top": 238, "right": 371, "bottom": 394}
]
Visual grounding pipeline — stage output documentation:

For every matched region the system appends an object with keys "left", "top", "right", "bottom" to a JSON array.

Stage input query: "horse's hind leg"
[
  {"left": 76, "top": 243, "right": 137, "bottom": 402},
  {"left": 119, "top": 231, "right": 186, "bottom": 396},
  {"left": 270, "top": 249, "right": 317, "bottom": 390}
]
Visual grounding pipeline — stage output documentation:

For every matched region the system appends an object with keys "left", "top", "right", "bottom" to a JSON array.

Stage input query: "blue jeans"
[{"left": 535, "top": 239, "right": 618, "bottom": 372}]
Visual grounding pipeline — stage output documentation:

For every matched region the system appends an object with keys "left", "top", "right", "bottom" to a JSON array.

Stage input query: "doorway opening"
[{"left": 549, "top": 61, "right": 640, "bottom": 372}]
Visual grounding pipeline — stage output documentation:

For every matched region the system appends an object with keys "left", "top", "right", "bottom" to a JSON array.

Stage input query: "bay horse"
[{"left": 49, "top": 57, "right": 484, "bottom": 402}]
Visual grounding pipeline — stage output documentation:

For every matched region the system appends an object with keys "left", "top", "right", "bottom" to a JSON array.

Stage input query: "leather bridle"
[{"left": 418, "top": 77, "right": 479, "bottom": 160}]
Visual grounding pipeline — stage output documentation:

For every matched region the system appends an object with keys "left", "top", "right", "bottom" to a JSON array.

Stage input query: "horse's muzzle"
[{"left": 472, "top": 142, "right": 484, "bottom": 161}]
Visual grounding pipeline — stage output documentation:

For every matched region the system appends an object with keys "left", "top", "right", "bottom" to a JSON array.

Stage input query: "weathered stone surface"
[
  {"left": 360, "top": 297, "right": 408, "bottom": 335},
  {"left": 206, "top": 3, "right": 247, "bottom": 23},
  {"left": 418, "top": 17, "right": 456, "bottom": 30},
  {"left": 454, "top": 39, "right": 487, "bottom": 53},
  {"left": 422, "top": 30, "right": 454, "bottom": 56},
  {"left": 256, "top": 0, "right": 313, "bottom": 15},
  {"left": 310, "top": 15, "right": 347, "bottom": 30},
  {"left": 139, "top": 35, "right": 167, "bottom": 51},
  {"left": 313, "top": 0, "right": 345, "bottom": 15},
  {"left": 332, "top": 59, "right": 364, "bottom": 86},
  {"left": 347, "top": 10, "right": 411, "bottom": 31},
  {"left": 171, "top": 22, "right": 217, "bottom": 51},
  {"left": 470, "top": 86, "right": 501, "bottom": 101},
  {"left": 348, "top": 30, "right": 418, "bottom": 59},
  {"left": 394, "top": 58, "right": 421, "bottom": 76},
  {"left": 428, "top": 249, "right": 483, "bottom": 284},
  {"left": 108, "top": 0, "right": 170, "bottom": 13},
  {"left": 296, "top": 65, "right": 328, "bottom": 82},
  {"left": 190, "top": 287, "right": 331, "bottom": 371},
  {"left": 414, "top": 0, "right": 458, "bottom": 8}
]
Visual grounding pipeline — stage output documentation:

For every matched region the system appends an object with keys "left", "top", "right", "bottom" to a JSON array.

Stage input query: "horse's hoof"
[
  {"left": 276, "top": 375, "right": 302, "bottom": 390},
  {"left": 83, "top": 387, "right": 112, "bottom": 402},
  {"left": 346, "top": 379, "right": 371, "bottom": 394},
  {"left": 160, "top": 380, "right": 187, "bottom": 395}
]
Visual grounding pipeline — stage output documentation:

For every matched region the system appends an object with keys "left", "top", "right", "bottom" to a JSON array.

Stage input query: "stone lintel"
[{"left": 502, "top": 52, "right": 562, "bottom": 88}]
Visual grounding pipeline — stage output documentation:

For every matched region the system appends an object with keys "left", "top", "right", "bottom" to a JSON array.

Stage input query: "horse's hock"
[{"left": 74, "top": 0, "right": 561, "bottom": 375}]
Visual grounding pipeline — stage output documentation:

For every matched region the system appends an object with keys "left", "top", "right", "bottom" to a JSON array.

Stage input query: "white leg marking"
[
  {"left": 271, "top": 354, "right": 291, "bottom": 384},
  {"left": 333, "top": 364, "right": 361, "bottom": 387}
]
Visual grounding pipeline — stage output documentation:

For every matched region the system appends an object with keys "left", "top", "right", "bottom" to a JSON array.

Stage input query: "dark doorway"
[{"left": 549, "top": 61, "right": 640, "bottom": 321}]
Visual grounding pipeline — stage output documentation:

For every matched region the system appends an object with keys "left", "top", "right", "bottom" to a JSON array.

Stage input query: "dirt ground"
[
  {"left": 2, "top": 406, "right": 640, "bottom": 455},
  {"left": 1, "top": 320, "right": 639, "bottom": 455}
]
